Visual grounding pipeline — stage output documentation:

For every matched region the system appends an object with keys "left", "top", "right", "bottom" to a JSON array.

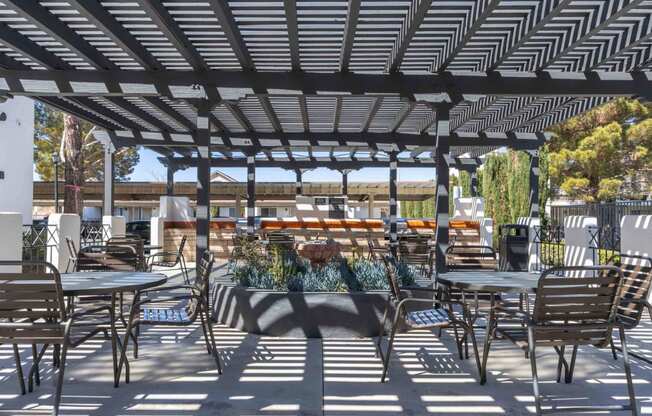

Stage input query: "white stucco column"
[
  {"left": 517, "top": 216, "right": 541, "bottom": 272},
  {"left": 480, "top": 217, "right": 493, "bottom": 250},
  {"left": 150, "top": 216, "right": 166, "bottom": 256},
  {"left": 620, "top": 215, "right": 652, "bottom": 257},
  {"left": 103, "top": 215, "right": 126, "bottom": 239},
  {"left": 0, "top": 213, "right": 22, "bottom": 272},
  {"left": 47, "top": 213, "right": 80, "bottom": 273},
  {"left": 564, "top": 216, "right": 597, "bottom": 271}
]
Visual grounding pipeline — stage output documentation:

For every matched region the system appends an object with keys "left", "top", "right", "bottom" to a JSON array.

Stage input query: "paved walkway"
[{"left": 1, "top": 269, "right": 651, "bottom": 415}]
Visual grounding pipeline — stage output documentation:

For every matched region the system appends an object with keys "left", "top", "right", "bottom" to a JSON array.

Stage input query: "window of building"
[{"left": 261, "top": 207, "right": 277, "bottom": 217}]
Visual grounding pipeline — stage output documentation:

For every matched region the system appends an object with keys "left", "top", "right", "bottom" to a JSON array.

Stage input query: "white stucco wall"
[{"left": 0, "top": 97, "right": 34, "bottom": 223}]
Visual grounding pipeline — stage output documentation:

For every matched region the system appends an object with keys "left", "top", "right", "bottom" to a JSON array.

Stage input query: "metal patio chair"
[
  {"left": 78, "top": 244, "right": 139, "bottom": 272},
  {"left": 606, "top": 254, "right": 652, "bottom": 364},
  {"left": 445, "top": 244, "right": 498, "bottom": 270},
  {"left": 108, "top": 235, "right": 146, "bottom": 271},
  {"left": 376, "top": 255, "right": 481, "bottom": 383},
  {"left": 494, "top": 265, "right": 638, "bottom": 415},
  {"left": 398, "top": 238, "right": 435, "bottom": 279},
  {"left": 441, "top": 245, "right": 503, "bottom": 358},
  {"left": 118, "top": 251, "right": 222, "bottom": 382},
  {"left": 64, "top": 236, "right": 79, "bottom": 273},
  {"left": 147, "top": 235, "right": 189, "bottom": 284},
  {"left": 367, "top": 238, "right": 389, "bottom": 261},
  {"left": 264, "top": 231, "right": 295, "bottom": 254},
  {"left": 0, "top": 260, "right": 119, "bottom": 416}
]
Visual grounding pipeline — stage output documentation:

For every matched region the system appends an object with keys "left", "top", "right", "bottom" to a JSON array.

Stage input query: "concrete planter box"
[{"left": 212, "top": 284, "right": 393, "bottom": 338}]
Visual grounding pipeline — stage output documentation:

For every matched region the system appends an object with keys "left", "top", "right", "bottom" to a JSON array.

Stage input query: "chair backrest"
[
  {"left": 65, "top": 237, "right": 78, "bottom": 261},
  {"left": 607, "top": 254, "right": 652, "bottom": 329},
  {"left": 78, "top": 244, "right": 139, "bottom": 271},
  {"left": 108, "top": 236, "right": 144, "bottom": 269},
  {"left": 175, "top": 235, "right": 187, "bottom": 261},
  {"left": 399, "top": 240, "right": 431, "bottom": 265},
  {"left": 0, "top": 261, "right": 66, "bottom": 341},
  {"left": 186, "top": 251, "right": 215, "bottom": 320},
  {"left": 532, "top": 265, "right": 624, "bottom": 347},
  {"left": 367, "top": 239, "right": 387, "bottom": 260},
  {"left": 445, "top": 245, "right": 497, "bottom": 271},
  {"left": 381, "top": 255, "right": 403, "bottom": 300},
  {"left": 266, "top": 232, "right": 295, "bottom": 252}
]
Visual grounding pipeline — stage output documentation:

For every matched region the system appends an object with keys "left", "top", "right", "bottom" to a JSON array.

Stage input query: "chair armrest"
[
  {"left": 396, "top": 296, "right": 470, "bottom": 312},
  {"left": 146, "top": 251, "right": 179, "bottom": 263},
  {"left": 135, "top": 294, "right": 201, "bottom": 308},
  {"left": 140, "top": 284, "right": 194, "bottom": 296}
]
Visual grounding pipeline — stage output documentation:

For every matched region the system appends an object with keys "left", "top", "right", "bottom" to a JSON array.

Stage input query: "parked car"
[{"left": 126, "top": 220, "right": 151, "bottom": 244}]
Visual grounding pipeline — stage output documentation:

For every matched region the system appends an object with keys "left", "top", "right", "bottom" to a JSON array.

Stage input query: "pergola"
[{"left": 1, "top": 0, "right": 650, "bottom": 269}]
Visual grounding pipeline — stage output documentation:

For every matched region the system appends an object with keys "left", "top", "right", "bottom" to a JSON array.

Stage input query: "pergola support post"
[
  {"left": 528, "top": 149, "right": 540, "bottom": 218},
  {"left": 389, "top": 152, "right": 398, "bottom": 257},
  {"left": 247, "top": 155, "right": 256, "bottom": 235},
  {"left": 435, "top": 106, "right": 451, "bottom": 275},
  {"left": 195, "top": 102, "right": 211, "bottom": 262},
  {"left": 470, "top": 168, "right": 479, "bottom": 197},
  {"left": 166, "top": 164, "right": 175, "bottom": 196},
  {"left": 103, "top": 142, "right": 115, "bottom": 216},
  {"left": 341, "top": 170, "right": 350, "bottom": 196},
  {"left": 295, "top": 169, "right": 303, "bottom": 196}
]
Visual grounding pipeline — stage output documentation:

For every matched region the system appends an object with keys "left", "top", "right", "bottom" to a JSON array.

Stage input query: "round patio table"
[
  {"left": 436, "top": 270, "right": 541, "bottom": 384},
  {"left": 61, "top": 271, "right": 167, "bottom": 385},
  {"left": 62, "top": 271, "right": 167, "bottom": 296},
  {"left": 437, "top": 271, "right": 540, "bottom": 294}
]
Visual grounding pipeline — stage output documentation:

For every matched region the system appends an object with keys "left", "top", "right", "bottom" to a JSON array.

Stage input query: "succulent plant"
[{"left": 232, "top": 248, "right": 416, "bottom": 293}]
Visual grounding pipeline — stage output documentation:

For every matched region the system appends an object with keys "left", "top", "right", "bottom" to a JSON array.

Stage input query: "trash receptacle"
[{"left": 499, "top": 224, "right": 529, "bottom": 271}]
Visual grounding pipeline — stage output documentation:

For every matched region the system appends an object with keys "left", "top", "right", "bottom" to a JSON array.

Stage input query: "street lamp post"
[{"left": 52, "top": 152, "right": 60, "bottom": 213}]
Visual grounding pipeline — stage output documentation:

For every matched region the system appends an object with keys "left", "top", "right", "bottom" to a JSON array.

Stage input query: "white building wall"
[{"left": 0, "top": 97, "right": 34, "bottom": 223}]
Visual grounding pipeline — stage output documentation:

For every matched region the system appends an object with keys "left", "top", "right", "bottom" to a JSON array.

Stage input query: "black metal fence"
[
  {"left": 532, "top": 225, "right": 565, "bottom": 272},
  {"left": 550, "top": 200, "right": 652, "bottom": 229},
  {"left": 80, "top": 221, "right": 111, "bottom": 247},
  {"left": 22, "top": 224, "right": 58, "bottom": 262},
  {"left": 530, "top": 223, "right": 621, "bottom": 272}
]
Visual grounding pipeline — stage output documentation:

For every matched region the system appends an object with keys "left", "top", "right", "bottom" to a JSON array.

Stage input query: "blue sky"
[{"left": 131, "top": 148, "right": 436, "bottom": 183}]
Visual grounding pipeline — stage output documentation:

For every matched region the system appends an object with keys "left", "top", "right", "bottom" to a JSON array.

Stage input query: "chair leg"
[
  {"left": 611, "top": 337, "right": 618, "bottom": 360},
  {"left": 118, "top": 307, "right": 138, "bottom": 385},
  {"left": 12, "top": 344, "right": 25, "bottom": 395},
  {"left": 181, "top": 255, "right": 190, "bottom": 285},
  {"left": 480, "top": 297, "right": 497, "bottom": 385},
  {"left": 461, "top": 320, "right": 482, "bottom": 380},
  {"left": 619, "top": 325, "right": 639, "bottom": 416},
  {"left": 566, "top": 345, "right": 578, "bottom": 384},
  {"left": 202, "top": 304, "right": 223, "bottom": 375},
  {"left": 31, "top": 344, "right": 40, "bottom": 386},
  {"left": 199, "top": 308, "right": 213, "bottom": 354},
  {"left": 375, "top": 300, "right": 390, "bottom": 358},
  {"left": 554, "top": 345, "right": 565, "bottom": 383},
  {"left": 527, "top": 327, "right": 543, "bottom": 416},
  {"left": 380, "top": 310, "right": 401, "bottom": 383},
  {"left": 28, "top": 344, "right": 49, "bottom": 393},
  {"left": 52, "top": 341, "right": 69, "bottom": 416}
]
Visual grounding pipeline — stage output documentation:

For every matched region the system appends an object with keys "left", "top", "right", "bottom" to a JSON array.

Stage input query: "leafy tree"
[
  {"left": 459, "top": 171, "right": 471, "bottom": 197},
  {"left": 547, "top": 98, "right": 652, "bottom": 201},
  {"left": 34, "top": 102, "right": 139, "bottom": 182}
]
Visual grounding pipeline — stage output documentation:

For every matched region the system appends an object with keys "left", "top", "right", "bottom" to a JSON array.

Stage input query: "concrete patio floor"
[{"left": 1, "top": 269, "right": 651, "bottom": 415}]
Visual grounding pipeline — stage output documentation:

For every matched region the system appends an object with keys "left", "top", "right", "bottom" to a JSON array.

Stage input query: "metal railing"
[
  {"left": 550, "top": 200, "right": 652, "bottom": 229},
  {"left": 531, "top": 225, "right": 565, "bottom": 272},
  {"left": 531, "top": 224, "right": 622, "bottom": 273},
  {"left": 22, "top": 224, "right": 58, "bottom": 262},
  {"left": 80, "top": 221, "right": 111, "bottom": 247},
  {"left": 588, "top": 224, "right": 620, "bottom": 265}
]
